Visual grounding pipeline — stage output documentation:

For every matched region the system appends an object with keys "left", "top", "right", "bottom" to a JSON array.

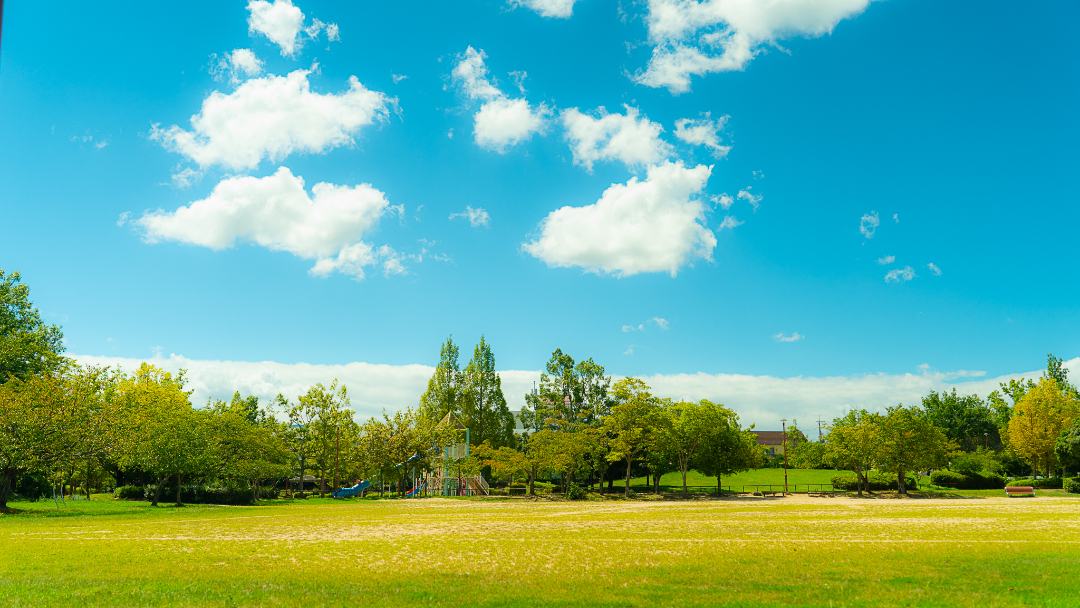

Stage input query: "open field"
[{"left": 3, "top": 493, "right": 1080, "bottom": 607}]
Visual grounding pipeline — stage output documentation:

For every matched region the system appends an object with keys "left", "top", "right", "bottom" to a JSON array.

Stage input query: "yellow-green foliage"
[{"left": 3, "top": 494, "right": 1080, "bottom": 606}]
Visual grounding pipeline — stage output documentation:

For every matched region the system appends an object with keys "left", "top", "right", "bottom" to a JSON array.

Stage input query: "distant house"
[{"left": 752, "top": 430, "right": 806, "bottom": 456}]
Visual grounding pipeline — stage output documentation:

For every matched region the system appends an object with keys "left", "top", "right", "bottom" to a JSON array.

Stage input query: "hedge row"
[
  {"left": 114, "top": 485, "right": 279, "bottom": 504},
  {"left": 1064, "top": 478, "right": 1080, "bottom": 494},
  {"left": 831, "top": 473, "right": 917, "bottom": 491},
  {"left": 1009, "top": 477, "right": 1064, "bottom": 489},
  {"left": 929, "top": 470, "right": 1007, "bottom": 490}
]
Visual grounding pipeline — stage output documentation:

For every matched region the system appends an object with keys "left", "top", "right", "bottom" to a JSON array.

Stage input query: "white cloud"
[
  {"left": 473, "top": 97, "right": 551, "bottom": 152},
  {"left": 623, "top": 324, "right": 645, "bottom": 332},
  {"left": 753, "top": 169, "right": 764, "bottom": 179},
  {"left": 876, "top": 255, "right": 894, "bottom": 265},
  {"left": 70, "top": 354, "right": 1073, "bottom": 430},
  {"left": 134, "top": 167, "right": 397, "bottom": 279},
  {"left": 653, "top": 317, "right": 670, "bottom": 330},
  {"left": 150, "top": 69, "right": 393, "bottom": 170},
  {"left": 673, "top": 112, "right": 731, "bottom": 158},
  {"left": 246, "top": 0, "right": 339, "bottom": 56},
  {"left": 116, "top": 211, "right": 130, "bottom": 227},
  {"left": 893, "top": 213, "right": 899, "bottom": 223},
  {"left": 718, "top": 215, "right": 743, "bottom": 230},
  {"left": 94, "top": 140, "right": 109, "bottom": 149},
  {"left": 859, "top": 210, "right": 879, "bottom": 238},
  {"left": 392, "top": 73, "right": 408, "bottom": 83},
  {"left": 623, "top": 318, "right": 669, "bottom": 332},
  {"left": 562, "top": 105, "right": 673, "bottom": 172},
  {"left": 737, "top": 186, "right": 761, "bottom": 211},
  {"left": 712, "top": 193, "right": 733, "bottom": 209},
  {"left": 635, "top": 0, "right": 875, "bottom": 93},
  {"left": 884, "top": 266, "right": 916, "bottom": 283},
  {"left": 773, "top": 332, "right": 804, "bottom": 342},
  {"left": 247, "top": 0, "right": 305, "bottom": 56},
  {"left": 523, "top": 161, "right": 716, "bottom": 277},
  {"left": 449, "top": 206, "right": 491, "bottom": 227},
  {"left": 167, "top": 167, "right": 203, "bottom": 189},
  {"left": 452, "top": 47, "right": 550, "bottom": 152},
  {"left": 927, "top": 262, "right": 942, "bottom": 276},
  {"left": 511, "top": 0, "right": 580, "bottom": 18},
  {"left": 210, "top": 49, "right": 265, "bottom": 85}
]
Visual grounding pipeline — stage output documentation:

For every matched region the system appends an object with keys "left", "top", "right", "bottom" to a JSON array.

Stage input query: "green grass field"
[
  {"left": 613, "top": 467, "right": 840, "bottom": 491},
  {"left": 3, "top": 491, "right": 1080, "bottom": 607}
]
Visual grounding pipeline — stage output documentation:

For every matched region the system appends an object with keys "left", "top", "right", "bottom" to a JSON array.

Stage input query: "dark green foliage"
[
  {"left": 0, "top": 270, "right": 67, "bottom": 384},
  {"left": 1009, "top": 477, "right": 1063, "bottom": 489},
  {"left": 114, "top": 485, "right": 147, "bottom": 500},
  {"left": 565, "top": 482, "right": 586, "bottom": 500},
  {"left": 1064, "top": 478, "right": 1080, "bottom": 494},
  {"left": 921, "top": 389, "right": 999, "bottom": 451},
  {"left": 831, "top": 473, "right": 905, "bottom": 492},
  {"left": 1055, "top": 419, "right": 1080, "bottom": 474},
  {"left": 930, "top": 470, "right": 1005, "bottom": 489},
  {"left": 15, "top": 472, "right": 50, "bottom": 499}
]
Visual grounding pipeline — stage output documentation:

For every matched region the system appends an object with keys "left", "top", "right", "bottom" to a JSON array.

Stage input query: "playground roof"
[{"left": 439, "top": 411, "right": 467, "bottom": 430}]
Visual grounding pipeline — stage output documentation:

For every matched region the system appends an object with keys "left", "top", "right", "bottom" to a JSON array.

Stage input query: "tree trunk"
[
  {"left": 176, "top": 473, "right": 183, "bottom": 506},
  {"left": 855, "top": 470, "right": 865, "bottom": 497},
  {"left": 682, "top": 467, "right": 689, "bottom": 495},
  {"left": 86, "top": 457, "right": 93, "bottom": 500},
  {"left": 897, "top": 470, "right": 906, "bottom": 495},
  {"left": 624, "top": 457, "right": 633, "bottom": 497},
  {"left": 717, "top": 476, "right": 722, "bottom": 497},
  {"left": 599, "top": 468, "right": 605, "bottom": 495},
  {"left": 0, "top": 472, "right": 11, "bottom": 510},
  {"left": 151, "top": 475, "right": 169, "bottom": 507},
  {"left": 529, "top": 466, "right": 536, "bottom": 496}
]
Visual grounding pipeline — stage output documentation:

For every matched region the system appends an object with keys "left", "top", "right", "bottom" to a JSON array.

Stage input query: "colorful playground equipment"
[
  {"left": 333, "top": 479, "right": 373, "bottom": 498},
  {"left": 405, "top": 480, "right": 426, "bottom": 497}
]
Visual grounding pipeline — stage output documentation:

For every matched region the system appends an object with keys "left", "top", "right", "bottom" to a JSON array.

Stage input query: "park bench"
[{"left": 1005, "top": 486, "right": 1035, "bottom": 497}]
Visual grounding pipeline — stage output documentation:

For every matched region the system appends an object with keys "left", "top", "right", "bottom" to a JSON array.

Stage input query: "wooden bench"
[{"left": 1005, "top": 486, "right": 1035, "bottom": 497}]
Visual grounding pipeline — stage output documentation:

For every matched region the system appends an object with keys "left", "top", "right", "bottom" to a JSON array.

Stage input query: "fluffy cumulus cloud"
[
  {"left": 562, "top": 105, "right": 674, "bottom": 172},
  {"left": 523, "top": 161, "right": 716, "bottom": 277},
  {"left": 135, "top": 167, "right": 401, "bottom": 279},
  {"left": 449, "top": 205, "right": 491, "bottom": 227},
  {"left": 452, "top": 47, "right": 550, "bottom": 152},
  {"left": 635, "top": 0, "right": 875, "bottom": 93},
  {"left": 884, "top": 266, "right": 916, "bottom": 283},
  {"left": 247, "top": 0, "right": 338, "bottom": 56},
  {"left": 70, "top": 354, "right": 1073, "bottom": 429},
  {"left": 673, "top": 112, "right": 731, "bottom": 157},
  {"left": 510, "top": 0, "right": 580, "bottom": 18},
  {"left": 210, "top": 49, "right": 265, "bottom": 85},
  {"left": 150, "top": 69, "right": 393, "bottom": 170}
]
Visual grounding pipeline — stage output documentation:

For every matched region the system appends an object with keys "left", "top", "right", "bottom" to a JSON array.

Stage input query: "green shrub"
[
  {"left": 930, "top": 470, "right": 1005, "bottom": 489},
  {"left": 831, "top": 473, "right": 894, "bottom": 491},
  {"left": 114, "top": 485, "right": 148, "bottom": 500},
  {"left": 1064, "top": 478, "right": 1080, "bottom": 494},
  {"left": 566, "top": 483, "right": 587, "bottom": 501},
  {"left": 1010, "top": 477, "right": 1063, "bottom": 489}
]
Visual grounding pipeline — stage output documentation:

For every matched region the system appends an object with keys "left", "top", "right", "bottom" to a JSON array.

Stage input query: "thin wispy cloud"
[
  {"left": 773, "top": 332, "right": 804, "bottom": 342},
  {"left": 885, "top": 266, "right": 916, "bottom": 283},
  {"left": 876, "top": 255, "right": 895, "bottom": 265},
  {"left": 449, "top": 205, "right": 491, "bottom": 227},
  {"left": 860, "top": 211, "right": 880, "bottom": 239},
  {"left": 927, "top": 262, "right": 942, "bottom": 276}
]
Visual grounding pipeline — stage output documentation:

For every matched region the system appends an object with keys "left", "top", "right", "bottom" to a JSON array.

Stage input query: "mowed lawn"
[
  {"left": 613, "top": 467, "right": 841, "bottom": 491},
  {"left": 4, "top": 494, "right": 1080, "bottom": 607}
]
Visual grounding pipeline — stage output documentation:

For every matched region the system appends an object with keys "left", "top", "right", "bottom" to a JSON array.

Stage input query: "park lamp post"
[{"left": 781, "top": 419, "right": 788, "bottom": 495}]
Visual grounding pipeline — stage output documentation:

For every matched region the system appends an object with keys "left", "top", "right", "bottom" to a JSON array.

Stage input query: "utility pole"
[
  {"left": 817, "top": 416, "right": 824, "bottom": 443},
  {"left": 781, "top": 419, "right": 789, "bottom": 495}
]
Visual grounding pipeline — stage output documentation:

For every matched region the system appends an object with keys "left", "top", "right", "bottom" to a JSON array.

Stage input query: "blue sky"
[{"left": 1, "top": 0, "right": 1077, "bottom": 422}]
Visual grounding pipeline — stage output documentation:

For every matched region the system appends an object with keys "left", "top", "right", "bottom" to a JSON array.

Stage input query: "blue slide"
[
  {"left": 405, "top": 480, "right": 425, "bottom": 498},
  {"left": 333, "top": 479, "right": 373, "bottom": 498}
]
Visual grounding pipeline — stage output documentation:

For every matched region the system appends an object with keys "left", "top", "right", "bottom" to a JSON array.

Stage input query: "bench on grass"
[{"left": 1005, "top": 486, "right": 1035, "bottom": 497}]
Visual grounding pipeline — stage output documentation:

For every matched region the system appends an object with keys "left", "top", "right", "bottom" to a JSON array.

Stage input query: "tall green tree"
[
  {"left": 825, "top": 410, "right": 882, "bottom": 496},
  {"left": 602, "top": 378, "right": 661, "bottom": 497},
  {"left": 0, "top": 270, "right": 67, "bottom": 385},
  {"left": 691, "top": 401, "right": 761, "bottom": 495},
  {"left": 876, "top": 405, "right": 953, "bottom": 494},
  {"left": 1008, "top": 377, "right": 1078, "bottom": 477},
  {"left": 419, "top": 336, "right": 462, "bottom": 422},
  {"left": 921, "top": 389, "right": 998, "bottom": 451},
  {"left": 1055, "top": 419, "right": 1080, "bottom": 477},
  {"left": 459, "top": 336, "right": 514, "bottom": 448},
  {"left": 654, "top": 400, "right": 712, "bottom": 494}
]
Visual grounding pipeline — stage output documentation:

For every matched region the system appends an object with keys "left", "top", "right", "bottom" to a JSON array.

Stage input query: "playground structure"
[
  {"left": 330, "top": 412, "right": 489, "bottom": 498},
  {"left": 423, "top": 412, "right": 489, "bottom": 497}
]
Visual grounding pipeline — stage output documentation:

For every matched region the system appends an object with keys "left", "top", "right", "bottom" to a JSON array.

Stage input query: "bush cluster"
[
  {"left": 1009, "top": 477, "right": 1063, "bottom": 489},
  {"left": 113, "top": 484, "right": 263, "bottom": 504},
  {"left": 830, "top": 473, "right": 913, "bottom": 491},
  {"left": 930, "top": 470, "right": 1006, "bottom": 490},
  {"left": 1064, "top": 478, "right": 1080, "bottom": 494},
  {"left": 565, "top": 483, "right": 587, "bottom": 500},
  {"left": 114, "top": 485, "right": 145, "bottom": 500}
]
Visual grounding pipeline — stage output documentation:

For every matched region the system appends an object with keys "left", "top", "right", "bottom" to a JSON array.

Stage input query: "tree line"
[{"left": 3, "top": 268, "right": 1079, "bottom": 508}]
